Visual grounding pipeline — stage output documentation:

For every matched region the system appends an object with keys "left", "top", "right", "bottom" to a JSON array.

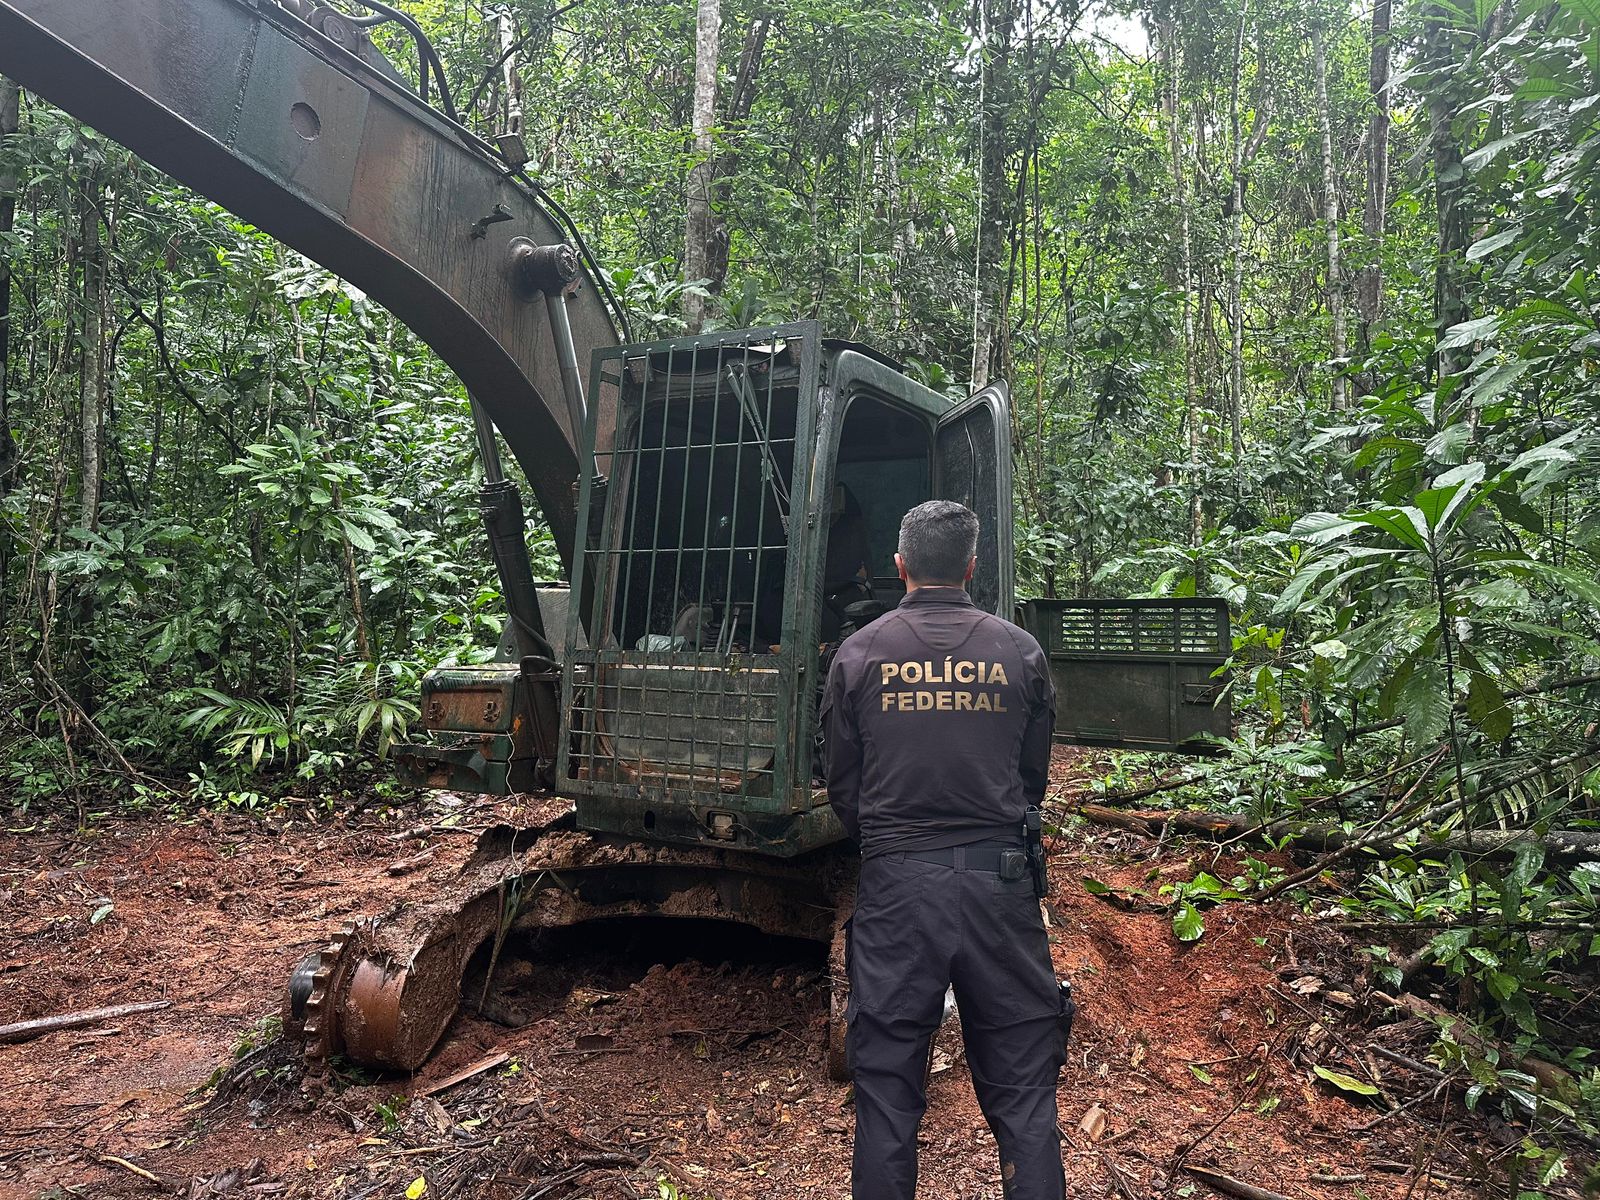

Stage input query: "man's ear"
[
  {"left": 964, "top": 555, "right": 977, "bottom": 583},
  {"left": 895, "top": 553, "right": 909, "bottom": 583}
]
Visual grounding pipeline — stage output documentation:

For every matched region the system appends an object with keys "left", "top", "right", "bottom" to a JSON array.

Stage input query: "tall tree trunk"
[
  {"left": 683, "top": 0, "right": 721, "bottom": 334},
  {"left": 1356, "top": 0, "right": 1392, "bottom": 337},
  {"left": 77, "top": 176, "right": 105, "bottom": 533},
  {"left": 1226, "top": 1, "right": 1249, "bottom": 477},
  {"left": 1160, "top": 11, "right": 1203, "bottom": 548},
  {"left": 1424, "top": 8, "right": 1470, "bottom": 381},
  {"left": 970, "top": 0, "right": 1016, "bottom": 390},
  {"left": 497, "top": 8, "right": 524, "bottom": 140},
  {"left": 0, "top": 78, "right": 18, "bottom": 497},
  {"left": 1312, "top": 23, "right": 1347, "bottom": 410},
  {"left": 287, "top": 299, "right": 373, "bottom": 664}
]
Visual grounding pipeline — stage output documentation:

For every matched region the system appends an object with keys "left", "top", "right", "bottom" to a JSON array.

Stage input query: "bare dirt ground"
[{"left": 2, "top": 750, "right": 1502, "bottom": 1199}]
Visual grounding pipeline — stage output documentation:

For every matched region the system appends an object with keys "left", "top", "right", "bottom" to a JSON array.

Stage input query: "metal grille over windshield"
[{"left": 560, "top": 325, "right": 820, "bottom": 815}]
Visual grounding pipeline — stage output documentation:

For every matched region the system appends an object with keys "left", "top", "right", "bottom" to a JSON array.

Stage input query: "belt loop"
[{"left": 953, "top": 846, "right": 967, "bottom": 871}]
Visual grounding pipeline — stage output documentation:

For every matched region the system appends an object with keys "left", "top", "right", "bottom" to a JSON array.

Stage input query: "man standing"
[{"left": 822, "top": 499, "right": 1065, "bottom": 1200}]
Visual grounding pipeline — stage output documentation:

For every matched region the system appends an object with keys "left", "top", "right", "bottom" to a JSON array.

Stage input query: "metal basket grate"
[
  {"left": 1052, "top": 600, "right": 1228, "bottom": 658},
  {"left": 559, "top": 325, "right": 821, "bottom": 812}
]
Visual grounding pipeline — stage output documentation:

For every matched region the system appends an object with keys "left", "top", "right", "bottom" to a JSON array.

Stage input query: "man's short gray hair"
[{"left": 898, "top": 500, "right": 979, "bottom": 585}]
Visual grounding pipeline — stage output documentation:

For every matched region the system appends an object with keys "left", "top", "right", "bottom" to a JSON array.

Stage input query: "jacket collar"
[{"left": 898, "top": 585, "right": 976, "bottom": 608}]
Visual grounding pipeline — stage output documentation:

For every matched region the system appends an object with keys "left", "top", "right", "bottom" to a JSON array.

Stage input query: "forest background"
[{"left": 1, "top": 0, "right": 1598, "bottom": 1187}]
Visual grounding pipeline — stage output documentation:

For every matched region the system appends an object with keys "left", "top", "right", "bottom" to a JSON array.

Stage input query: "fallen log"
[
  {"left": 1077, "top": 804, "right": 1600, "bottom": 866},
  {"left": 411, "top": 1050, "right": 510, "bottom": 1098},
  {"left": 1373, "top": 992, "right": 1574, "bottom": 1096},
  {"left": 0, "top": 999, "right": 171, "bottom": 1045},
  {"left": 1180, "top": 1164, "right": 1295, "bottom": 1200}
]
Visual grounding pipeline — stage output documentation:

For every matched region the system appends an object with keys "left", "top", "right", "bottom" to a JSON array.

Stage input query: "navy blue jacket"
[{"left": 821, "top": 586, "right": 1056, "bottom": 857}]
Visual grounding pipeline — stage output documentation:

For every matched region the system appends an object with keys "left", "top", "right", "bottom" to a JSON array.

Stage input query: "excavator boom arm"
[{"left": 0, "top": 0, "right": 618, "bottom": 568}]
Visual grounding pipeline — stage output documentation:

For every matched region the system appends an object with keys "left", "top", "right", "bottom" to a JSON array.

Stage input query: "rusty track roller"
[{"left": 284, "top": 826, "right": 857, "bottom": 1075}]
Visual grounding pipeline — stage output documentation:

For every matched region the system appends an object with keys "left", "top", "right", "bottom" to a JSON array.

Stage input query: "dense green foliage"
[{"left": 2, "top": 0, "right": 1599, "bottom": 1184}]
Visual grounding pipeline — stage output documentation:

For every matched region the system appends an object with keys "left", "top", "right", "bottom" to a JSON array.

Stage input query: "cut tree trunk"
[{"left": 1077, "top": 803, "right": 1600, "bottom": 865}]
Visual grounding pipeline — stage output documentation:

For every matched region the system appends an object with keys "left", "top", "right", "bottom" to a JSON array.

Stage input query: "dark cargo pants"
[{"left": 847, "top": 849, "right": 1067, "bottom": 1200}]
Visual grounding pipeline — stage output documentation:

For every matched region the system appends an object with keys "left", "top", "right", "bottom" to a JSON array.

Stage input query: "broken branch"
[
  {"left": 1181, "top": 1163, "right": 1295, "bottom": 1200},
  {"left": 0, "top": 999, "right": 170, "bottom": 1045},
  {"left": 1076, "top": 803, "right": 1600, "bottom": 872},
  {"left": 411, "top": 1051, "right": 510, "bottom": 1098}
]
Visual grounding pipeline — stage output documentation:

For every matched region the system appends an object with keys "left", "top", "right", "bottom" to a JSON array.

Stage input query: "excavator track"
[{"left": 284, "top": 819, "right": 857, "bottom": 1075}]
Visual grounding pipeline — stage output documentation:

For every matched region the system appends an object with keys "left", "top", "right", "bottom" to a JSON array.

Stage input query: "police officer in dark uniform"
[{"left": 822, "top": 499, "right": 1064, "bottom": 1200}]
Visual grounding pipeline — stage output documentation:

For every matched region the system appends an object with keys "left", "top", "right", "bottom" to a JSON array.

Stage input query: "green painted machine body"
[
  {"left": 558, "top": 322, "right": 1015, "bottom": 856},
  {"left": 400, "top": 323, "right": 1015, "bottom": 855}
]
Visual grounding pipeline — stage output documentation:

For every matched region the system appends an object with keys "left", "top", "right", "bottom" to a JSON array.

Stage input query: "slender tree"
[
  {"left": 0, "top": 77, "right": 18, "bottom": 496},
  {"left": 971, "top": 0, "right": 1017, "bottom": 390},
  {"left": 1159, "top": 3, "right": 1204, "bottom": 547},
  {"left": 1423, "top": 4, "right": 1470, "bottom": 380},
  {"left": 1312, "top": 20, "right": 1346, "bottom": 409},
  {"left": 683, "top": 0, "right": 721, "bottom": 333},
  {"left": 76, "top": 175, "right": 106, "bottom": 533},
  {"left": 1355, "top": 0, "right": 1392, "bottom": 338}
]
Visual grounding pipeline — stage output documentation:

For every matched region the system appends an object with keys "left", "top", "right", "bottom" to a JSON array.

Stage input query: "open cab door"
[{"left": 933, "top": 383, "right": 1014, "bottom": 616}]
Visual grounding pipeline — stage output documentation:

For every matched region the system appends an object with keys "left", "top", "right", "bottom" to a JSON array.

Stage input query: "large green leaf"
[
  {"left": 1415, "top": 463, "right": 1489, "bottom": 533},
  {"left": 1488, "top": 490, "right": 1546, "bottom": 535},
  {"left": 1514, "top": 76, "right": 1581, "bottom": 101},
  {"left": 1466, "top": 671, "right": 1513, "bottom": 742},
  {"left": 1465, "top": 227, "right": 1522, "bottom": 260},
  {"left": 1313, "top": 1065, "right": 1380, "bottom": 1097},
  {"left": 1290, "top": 512, "right": 1363, "bottom": 544},
  {"left": 1557, "top": 0, "right": 1600, "bottom": 25},
  {"left": 1396, "top": 662, "right": 1452, "bottom": 746},
  {"left": 1425, "top": 423, "right": 1471, "bottom": 464},
  {"left": 1351, "top": 506, "right": 1431, "bottom": 551},
  {"left": 1172, "top": 902, "right": 1205, "bottom": 942},
  {"left": 1504, "top": 558, "right": 1600, "bottom": 607},
  {"left": 1438, "top": 315, "right": 1501, "bottom": 350}
]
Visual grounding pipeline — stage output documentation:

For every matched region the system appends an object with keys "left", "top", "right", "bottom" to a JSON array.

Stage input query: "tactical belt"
[{"left": 902, "top": 843, "right": 1024, "bottom": 873}]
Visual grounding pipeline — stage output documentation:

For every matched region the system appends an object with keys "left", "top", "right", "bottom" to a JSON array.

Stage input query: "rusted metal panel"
[{"left": 0, "top": 0, "right": 619, "bottom": 569}]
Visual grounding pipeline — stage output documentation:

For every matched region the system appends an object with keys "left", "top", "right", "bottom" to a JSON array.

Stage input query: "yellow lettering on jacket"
[
  {"left": 955, "top": 691, "right": 974, "bottom": 711},
  {"left": 902, "top": 661, "right": 923, "bottom": 684},
  {"left": 988, "top": 662, "right": 1009, "bottom": 686},
  {"left": 953, "top": 661, "right": 976, "bottom": 683},
  {"left": 935, "top": 691, "right": 953, "bottom": 711},
  {"left": 881, "top": 662, "right": 900, "bottom": 685}
]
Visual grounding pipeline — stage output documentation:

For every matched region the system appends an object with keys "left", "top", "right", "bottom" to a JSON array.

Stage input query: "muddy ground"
[{"left": 2, "top": 750, "right": 1515, "bottom": 1198}]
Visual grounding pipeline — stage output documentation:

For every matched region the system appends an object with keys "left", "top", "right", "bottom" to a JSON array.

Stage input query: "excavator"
[{"left": 0, "top": 0, "right": 1232, "bottom": 1077}]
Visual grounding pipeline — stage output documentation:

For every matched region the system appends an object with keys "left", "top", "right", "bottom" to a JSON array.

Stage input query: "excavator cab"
[
  {"left": 560, "top": 321, "right": 1013, "bottom": 855},
  {"left": 396, "top": 322, "right": 1014, "bottom": 859}
]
